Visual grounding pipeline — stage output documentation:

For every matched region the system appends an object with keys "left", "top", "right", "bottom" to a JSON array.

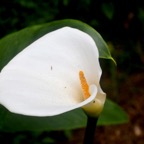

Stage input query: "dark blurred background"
[{"left": 0, "top": 0, "right": 144, "bottom": 143}]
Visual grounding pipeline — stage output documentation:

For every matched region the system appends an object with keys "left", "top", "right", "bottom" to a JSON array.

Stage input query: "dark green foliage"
[
  {"left": 0, "top": 0, "right": 143, "bottom": 74},
  {"left": 0, "top": 0, "right": 143, "bottom": 42}
]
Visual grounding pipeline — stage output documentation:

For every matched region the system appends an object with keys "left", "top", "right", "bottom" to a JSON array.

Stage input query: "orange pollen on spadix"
[{"left": 79, "top": 71, "right": 90, "bottom": 99}]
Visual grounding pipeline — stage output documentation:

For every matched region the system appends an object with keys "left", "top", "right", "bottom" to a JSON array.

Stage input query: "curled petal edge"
[
  {"left": 47, "top": 84, "right": 98, "bottom": 117},
  {"left": 82, "top": 85, "right": 106, "bottom": 117}
]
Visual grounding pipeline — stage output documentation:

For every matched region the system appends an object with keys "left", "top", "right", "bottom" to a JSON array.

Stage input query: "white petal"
[{"left": 0, "top": 27, "right": 103, "bottom": 116}]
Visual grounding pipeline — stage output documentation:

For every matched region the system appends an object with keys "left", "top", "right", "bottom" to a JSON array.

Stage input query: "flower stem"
[{"left": 83, "top": 116, "right": 98, "bottom": 144}]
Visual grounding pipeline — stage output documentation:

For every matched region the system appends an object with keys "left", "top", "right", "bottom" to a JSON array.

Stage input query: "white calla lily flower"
[{"left": 0, "top": 27, "right": 106, "bottom": 117}]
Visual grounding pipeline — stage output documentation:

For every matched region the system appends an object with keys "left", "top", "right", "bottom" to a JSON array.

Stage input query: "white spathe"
[{"left": 0, "top": 27, "right": 106, "bottom": 117}]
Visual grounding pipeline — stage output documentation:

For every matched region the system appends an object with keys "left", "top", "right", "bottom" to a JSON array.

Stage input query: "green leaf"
[
  {"left": 0, "top": 99, "right": 128, "bottom": 132},
  {"left": 0, "top": 104, "right": 86, "bottom": 132},
  {"left": 98, "top": 99, "right": 129, "bottom": 125},
  {"left": 0, "top": 19, "right": 115, "bottom": 71}
]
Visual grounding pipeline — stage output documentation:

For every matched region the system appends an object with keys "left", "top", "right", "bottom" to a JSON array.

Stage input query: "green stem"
[{"left": 83, "top": 116, "right": 98, "bottom": 144}]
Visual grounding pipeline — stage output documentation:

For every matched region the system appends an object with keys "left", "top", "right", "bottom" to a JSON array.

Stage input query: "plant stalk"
[{"left": 83, "top": 116, "right": 98, "bottom": 144}]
